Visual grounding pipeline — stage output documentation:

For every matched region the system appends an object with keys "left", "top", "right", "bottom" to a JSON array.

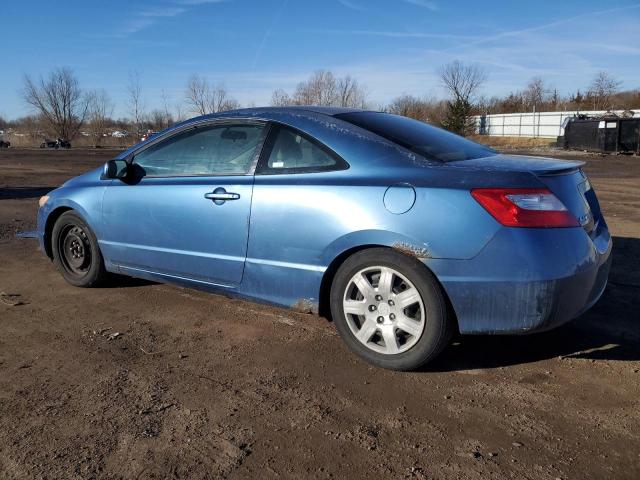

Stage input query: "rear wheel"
[
  {"left": 330, "top": 248, "right": 452, "bottom": 371},
  {"left": 51, "top": 211, "right": 108, "bottom": 287}
]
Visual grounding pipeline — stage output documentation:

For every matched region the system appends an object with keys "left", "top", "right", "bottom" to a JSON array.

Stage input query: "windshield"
[{"left": 335, "top": 111, "right": 497, "bottom": 162}]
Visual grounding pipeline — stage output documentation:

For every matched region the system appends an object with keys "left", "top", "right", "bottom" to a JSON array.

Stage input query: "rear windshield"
[{"left": 335, "top": 111, "right": 497, "bottom": 162}]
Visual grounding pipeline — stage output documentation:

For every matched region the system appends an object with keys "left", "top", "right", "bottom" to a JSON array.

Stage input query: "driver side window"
[{"left": 133, "top": 123, "right": 265, "bottom": 177}]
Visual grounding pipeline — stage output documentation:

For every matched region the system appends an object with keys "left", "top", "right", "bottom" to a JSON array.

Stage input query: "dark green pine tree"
[{"left": 442, "top": 98, "right": 472, "bottom": 136}]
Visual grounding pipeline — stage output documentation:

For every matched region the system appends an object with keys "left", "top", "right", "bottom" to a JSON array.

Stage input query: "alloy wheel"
[{"left": 342, "top": 266, "right": 425, "bottom": 355}]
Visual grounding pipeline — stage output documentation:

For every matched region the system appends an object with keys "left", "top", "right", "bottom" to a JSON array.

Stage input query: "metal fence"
[{"left": 473, "top": 109, "right": 640, "bottom": 139}]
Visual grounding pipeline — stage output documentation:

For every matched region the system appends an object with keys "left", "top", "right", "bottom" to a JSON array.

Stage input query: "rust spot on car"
[
  {"left": 291, "top": 298, "right": 319, "bottom": 315},
  {"left": 392, "top": 242, "right": 431, "bottom": 259}
]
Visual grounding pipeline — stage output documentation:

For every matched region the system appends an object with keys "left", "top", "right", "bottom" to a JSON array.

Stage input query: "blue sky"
[{"left": 1, "top": 0, "right": 639, "bottom": 119}]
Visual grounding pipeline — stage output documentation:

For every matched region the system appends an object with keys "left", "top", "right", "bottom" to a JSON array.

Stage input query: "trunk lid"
[{"left": 537, "top": 169, "right": 598, "bottom": 233}]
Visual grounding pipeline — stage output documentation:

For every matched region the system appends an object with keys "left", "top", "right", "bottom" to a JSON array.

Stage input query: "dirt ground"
[{"left": 1, "top": 147, "right": 638, "bottom": 480}]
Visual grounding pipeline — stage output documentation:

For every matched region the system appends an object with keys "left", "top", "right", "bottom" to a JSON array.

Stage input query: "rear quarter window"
[{"left": 256, "top": 124, "right": 348, "bottom": 175}]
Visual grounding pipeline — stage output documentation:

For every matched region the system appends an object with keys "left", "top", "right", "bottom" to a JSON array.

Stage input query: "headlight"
[{"left": 38, "top": 195, "right": 49, "bottom": 208}]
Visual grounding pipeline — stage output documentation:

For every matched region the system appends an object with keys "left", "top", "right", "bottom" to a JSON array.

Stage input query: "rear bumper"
[{"left": 429, "top": 225, "right": 612, "bottom": 334}]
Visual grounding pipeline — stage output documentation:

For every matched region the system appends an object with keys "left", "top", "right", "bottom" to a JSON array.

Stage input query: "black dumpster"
[
  {"left": 562, "top": 116, "right": 640, "bottom": 154},
  {"left": 619, "top": 118, "right": 640, "bottom": 153}
]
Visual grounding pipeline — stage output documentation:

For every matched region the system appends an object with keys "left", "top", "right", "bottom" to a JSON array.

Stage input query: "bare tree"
[
  {"left": 271, "top": 70, "right": 367, "bottom": 108},
  {"left": 211, "top": 84, "right": 239, "bottom": 112},
  {"left": 440, "top": 61, "right": 487, "bottom": 104},
  {"left": 174, "top": 102, "right": 187, "bottom": 123},
  {"left": 440, "top": 61, "right": 487, "bottom": 135},
  {"left": 185, "top": 74, "right": 209, "bottom": 115},
  {"left": 86, "top": 89, "right": 113, "bottom": 147},
  {"left": 523, "top": 77, "right": 548, "bottom": 111},
  {"left": 160, "top": 89, "right": 173, "bottom": 129},
  {"left": 588, "top": 71, "right": 622, "bottom": 110},
  {"left": 387, "top": 94, "right": 444, "bottom": 124},
  {"left": 292, "top": 70, "right": 337, "bottom": 106},
  {"left": 185, "top": 74, "right": 239, "bottom": 115},
  {"left": 147, "top": 109, "right": 173, "bottom": 131},
  {"left": 336, "top": 75, "right": 367, "bottom": 108},
  {"left": 271, "top": 88, "right": 293, "bottom": 106},
  {"left": 549, "top": 88, "right": 560, "bottom": 110},
  {"left": 22, "top": 67, "right": 88, "bottom": 140},
  {"left": 127, "top": 71, "right": 144, "bottom": 138},
  {"left": 17, "top": 115, "right": 47, "bottom": 141}
]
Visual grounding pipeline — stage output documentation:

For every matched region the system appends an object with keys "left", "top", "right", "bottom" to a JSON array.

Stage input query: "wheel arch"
[
  {"left": 318, "top": 244, "right": 459, "bottom": 334},
  {"left": 43, "top": 206, "right": 74, "bottom": 259},
  {"left": 319, "top": 244, "right": 378, "bottom": 318},
  {"left": 43, "top": 195, "right": 102, "bottom": 259}
]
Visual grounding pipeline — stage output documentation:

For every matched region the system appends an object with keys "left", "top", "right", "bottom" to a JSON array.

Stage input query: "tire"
[
  {"left": 330, "top": 248, "right": 452, "bottom": 371},
  {"left": 51, "top": 211, "right": 108, "bottom": 287}
]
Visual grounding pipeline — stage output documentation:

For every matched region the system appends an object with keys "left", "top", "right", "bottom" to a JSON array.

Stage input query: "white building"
[{"left": 473, "top": 109, "right": 640, "bottom": 139}]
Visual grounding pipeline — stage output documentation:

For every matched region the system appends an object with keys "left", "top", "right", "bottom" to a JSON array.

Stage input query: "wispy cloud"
[
  {"left": 315, "top": 29, "right": 476, "bottom": 40},
  {"left": 337, "top": 0, "right": 366, "bottom": 11},
  {"left": 403, "top": 0, "right": 438, "bottom": 11},
  {"left": 116, "top": 1, "right": 228, "bottom": 37},
  {"left": 118, "top": 18, "right": 156, "bottom": 37},
  {"left": 252, "top": 0, "right": 289, "bottom": 72},
  {"left": 295, "top": 5, "right": 639, "bottom": 105},
  {"left": 444, "top": 3, "right": 640, "bottom": 52},
  {"left": 138, "top": 7, "right": 186, "bottom": 17},
  {"left": 178, "top": 0, "right": 227, "bottom": 5}
]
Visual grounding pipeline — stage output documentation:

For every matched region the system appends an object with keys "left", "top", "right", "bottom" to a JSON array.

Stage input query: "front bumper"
[
  {"left": 429, "top": 224, "right": 612, "bottom": 334},
  {"left": 35, "top": 199, "right": 59, "bottom": 257}
]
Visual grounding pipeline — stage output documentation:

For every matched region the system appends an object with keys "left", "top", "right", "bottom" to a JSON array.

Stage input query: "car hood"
[
  {"left": 447, "top": 154, "right": 584, "bottom": 174},
  {"left": 61, "top": 166, "right": 104, "bottom": 188}
]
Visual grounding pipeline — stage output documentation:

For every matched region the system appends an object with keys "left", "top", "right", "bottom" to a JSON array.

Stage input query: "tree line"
[{"left": 1, "top": 63, "right": 637, "bottom": 145}]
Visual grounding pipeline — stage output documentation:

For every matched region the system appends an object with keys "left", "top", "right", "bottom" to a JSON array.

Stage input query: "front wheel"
[
  {"left": 51, "top": 211, "right": 108, "bottom": 287},
  {"left": 330, "top": 248, "right": 452, "bottom": 371}
]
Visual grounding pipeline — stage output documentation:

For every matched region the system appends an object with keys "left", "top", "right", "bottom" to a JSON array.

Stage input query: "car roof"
[
  {"left": 146, "top": 106, "right": 370, "bottom": 137},
  {"left": 224, "top": 106, "right": 367, "bottom": 116},
  {"left": 116, "top": 106, "right": 400, "bottom": 168}
]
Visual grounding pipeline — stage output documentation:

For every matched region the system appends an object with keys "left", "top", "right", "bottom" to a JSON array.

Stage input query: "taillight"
[{"left": 471, "top": 188, "right": 579, "bottom": 228}]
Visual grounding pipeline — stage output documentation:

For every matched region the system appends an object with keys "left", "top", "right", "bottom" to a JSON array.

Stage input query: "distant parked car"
[
  {"left": 34, "top": 107, "right": 612, "bottom": 370},
  {"left": 140, "top": 131, "right": 157, "bottom": 142},
  {"left": 0, "top": 140, "right": 10, "bottom": 148},
  {"left": 40, "top": 138, "right": 71, "bottom": 149}
]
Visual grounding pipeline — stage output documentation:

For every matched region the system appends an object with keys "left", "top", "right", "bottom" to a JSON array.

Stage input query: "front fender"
[{"left": 37, "top": 187, "right": 107, "bottom": 257}]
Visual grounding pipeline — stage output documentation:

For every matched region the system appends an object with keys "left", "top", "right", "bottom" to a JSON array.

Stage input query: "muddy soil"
[{"left": 1, "top": 148, "right": 639, "bottom": 479}]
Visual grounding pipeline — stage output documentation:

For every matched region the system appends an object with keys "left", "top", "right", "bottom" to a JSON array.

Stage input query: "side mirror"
[{"left": 102, "top": 159, "right": 129, "bottom": 180}]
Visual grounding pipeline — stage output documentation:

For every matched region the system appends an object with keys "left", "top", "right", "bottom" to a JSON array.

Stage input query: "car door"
[
  {"left": 243, "top": 124, "right": 351, "bottom": 304},
  {"left": 101, "top": 121, "right": 267, "bottom": 287}
]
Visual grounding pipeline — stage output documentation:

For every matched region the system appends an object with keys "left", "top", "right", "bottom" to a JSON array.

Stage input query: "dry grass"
[
  {"left": 470, "top": 135, "right": 557, "bottom": 149},
  {"left": 1, "top": 134, "right": 135, "bottom": 149}
]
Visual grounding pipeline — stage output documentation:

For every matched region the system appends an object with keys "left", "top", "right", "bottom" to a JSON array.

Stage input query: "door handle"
[
  {"left": 204, "top": 192, "right": 240, "bottom": 200},
  {"left": 204, "top": 188, "right": 240, "bottom": 205}
]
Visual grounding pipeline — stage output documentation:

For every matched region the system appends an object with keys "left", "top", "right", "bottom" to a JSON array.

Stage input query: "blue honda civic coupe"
[{"left": 35, "top": 107, "right": 612, "bottom": 370}]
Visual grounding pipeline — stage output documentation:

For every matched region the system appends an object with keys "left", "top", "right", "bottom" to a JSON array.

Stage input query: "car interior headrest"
[{"left": 221, "top": 129, "right": 247, "bottom": 141}]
